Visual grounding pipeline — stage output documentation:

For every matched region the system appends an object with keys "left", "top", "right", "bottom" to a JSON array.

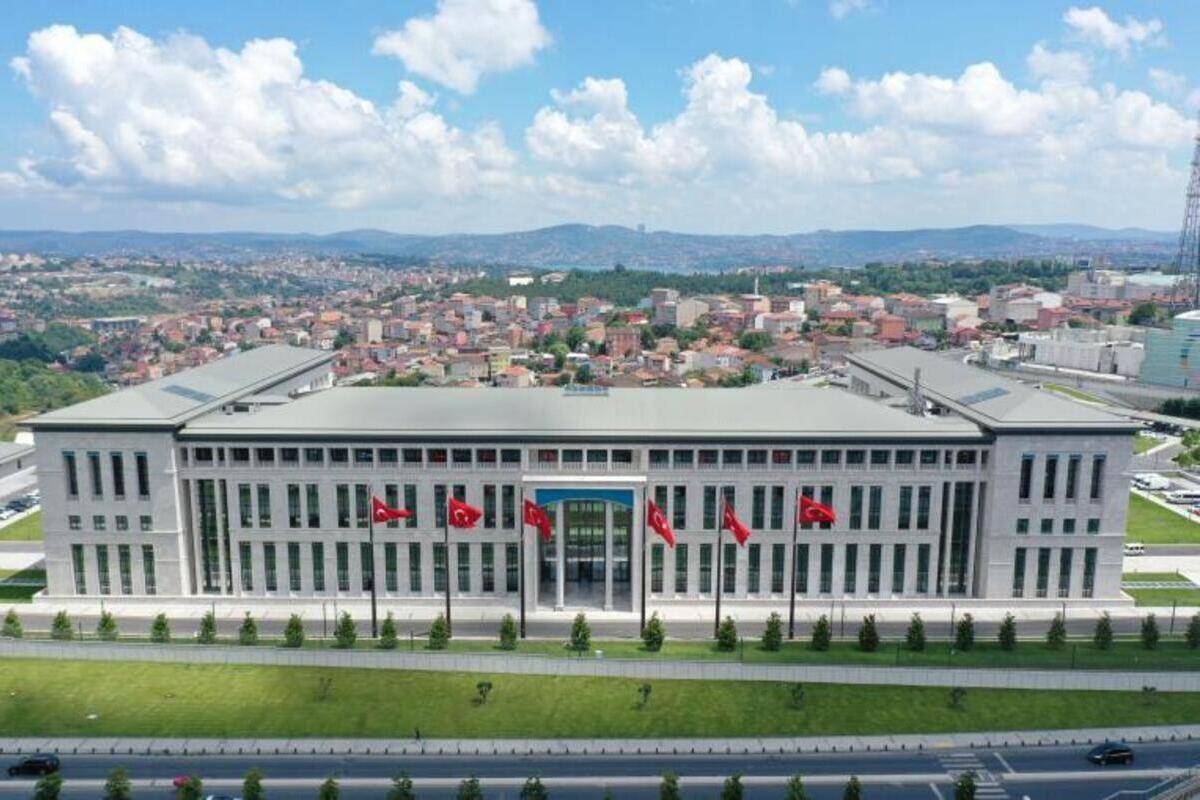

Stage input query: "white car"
[
  {"left": 1124, "top": 542, "right": 1146, "bottom": 556},
  {"left": 0, "top": 508, "right": 15, "bottom": 521}
]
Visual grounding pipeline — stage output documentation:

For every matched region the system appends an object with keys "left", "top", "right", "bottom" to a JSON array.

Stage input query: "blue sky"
[{"left": 0, "top": 0, "right": 1197, "bottom": 234}]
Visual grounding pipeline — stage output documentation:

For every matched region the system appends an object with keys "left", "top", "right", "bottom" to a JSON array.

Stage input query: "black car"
[
  {"left": 7, "top": 754, "right": 60, "bottom": 776},
  {"left": 1088, "top": 741, "right": 1134, "bottom": 765}
]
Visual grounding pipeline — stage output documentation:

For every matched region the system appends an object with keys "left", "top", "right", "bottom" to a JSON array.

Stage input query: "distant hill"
[{"left": 0, "top": 222, "right": 1175, "bottom": 270}]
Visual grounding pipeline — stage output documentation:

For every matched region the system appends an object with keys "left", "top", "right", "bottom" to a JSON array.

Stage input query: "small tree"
[
  {"left": 1046, "top": 613, "right": 1067, "bottom": 651},
  {"left": 810, "top": 614, "right": 831, "bottom": 651},
  {"left": 499, "top": 613, "right": 518, "bottom": 650},
  {"left": 150, "top": 612, "right": 170, "bottom": 644},
  {"left": 857, "top": 614, "right": 880, "bottom": 653},
  {"left": 334, "top": 612, "right": 356, "bottom": 649},
  {"left": 1142, "top": 613, "right": 1160, "bottom": 650},
  {"left": 954, "top": 613, "right": 975, "bottom": 652},
  {"left": 997, "top": 613, "right": 1017, "bottom": 652},
  {"left": 762, "top": 612, "right": 783, "bottom": 651},
  {"left": 284, "top": 614, "right": 305, "bottom": 648},
  {"left": 949, "top": 686, "right": 967, "bottom": 710},
  {"left": 96, "top": 610, "right": 118, "bottom": 641},
  {"left": 103, "top": 766, "right": 133, "bottom": 800},
  {"left": 716, "top": 616, "right": 738, "bottom": 652},
  {"left": 1094, "top": 612, "right": 1114, "bottom": 651},
  {"left": 457, "top": 777, "right": 483, "bottom": 800},
  {"left": 954, "top": 770, "right": 977, "bottom": 800},
  {"left": 637, "top": 682, "right": 652, "bottom": 708},
  {"left": 429, "top": 613, "right": 450, "bottom": 650},
  {"left": 33, "top": 773, "right": 63, "bottom": 800},
  {"left": 239, "top": 611, "right": 258, "bottom": 646},
  {"left": 843, "top": 776, "right": 862, "bottom": 800},
  {"left": 785, "top": 775, "right": 807, "bottom": 800},
  {"left": 659, "top": 772, "right": 681, "bottom": 800},
  {"left": 520, "top": 777, "right": 549, "bottom": 800},
  {"left": 2, "top": 607, "right": 22, "bottom": 638},
  {"left": 1186, "top": 612, "right": 1200, "bottom": 650},
  {"left": 387, "top": 773, "right": 416, "bottom": 800},
  {"left": 476, "top": 680, "right": 493, "bottom": 705},
  {"left": 316, "top": 778, "right": 339, "bottom": 800},
  {"left": 1143, "top": 685, "right": 1159, "bottom": 705},
  {"left": 177, "top": 776, "right": 203, "bottom": 800},
  {"left": 642, "top": 612, "right": 666, "bottom": 652},
  {"left": 790, "top": 683, "right": 805, "bottom": 709},
  {"left": 243, "top": 768, "right": 265, "bottom": 800},
  {"left": 50, "top": 610, "right": 72, "bottom": 640},
  {"left": 197, "top": 610, "right": 217, "bottom": 644},
  {"left": 569, "top": 612, "right": 592, "bottom": 652},
  {"left": 905, "top": 613, "right": 925, "bottom": 652},
  {"left": 380, "top": 612, "right": 398, "bottom": 650},
  {"left": 721, "top": 774, "right": 744, "bottom": 800}
]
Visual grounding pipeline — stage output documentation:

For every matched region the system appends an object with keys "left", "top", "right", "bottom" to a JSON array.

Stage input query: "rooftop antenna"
[
  {"left": 908, "top": 367, "right": 926, "bottom": 416},
  {"left": 1175, "top": 110, "right": 1200, "bottom": 310}
]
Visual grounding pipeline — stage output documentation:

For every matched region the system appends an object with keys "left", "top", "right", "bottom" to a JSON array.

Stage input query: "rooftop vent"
[
  {"left": 958, "top": 386, "right": 1009, "bottom": 406},
  {"left": 161, "top": 384, "right": 217, "bottom": 404}
]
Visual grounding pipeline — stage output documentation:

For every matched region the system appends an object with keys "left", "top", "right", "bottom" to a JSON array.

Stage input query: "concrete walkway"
[{"left": 3, "top": 638, "right": 1199, "bottom": 693}]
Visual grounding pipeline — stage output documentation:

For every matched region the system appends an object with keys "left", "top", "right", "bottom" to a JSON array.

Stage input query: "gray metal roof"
[
  {"left": 847, "top": 347, "right": 1139, "bottom": 432},
  {"left": 183, "top": 384, "right": 983, "bottom": 441},
  {"left": 31, "top": 345, "right": 332, "bottom": 429}
]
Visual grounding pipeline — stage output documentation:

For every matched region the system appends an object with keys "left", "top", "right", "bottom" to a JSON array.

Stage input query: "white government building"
[{"left": 29, "top": 344, "right": 1137, "bottom": 614}]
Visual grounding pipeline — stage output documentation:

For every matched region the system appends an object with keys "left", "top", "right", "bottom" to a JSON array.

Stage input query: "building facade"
[{"left": 31, "top": 345, "right": 1136, "bottom": 612}]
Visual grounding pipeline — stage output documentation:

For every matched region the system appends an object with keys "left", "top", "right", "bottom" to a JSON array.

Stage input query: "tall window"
[
  {"left": 355, "top": 484, "right": 369, "bottom": 528},
  {"left": 675, "top": 543, "right": 689, "bottom": 593},
  {"left": 95, "top": 545, "right": 110, "bottom": 595},
  {"left": 240, "top": 542, "right": 253, "bottom": 591},
  {"left": 434, "top": 485, "right": 448, "bottom": 528},
  {"left": 110, "top": 453, "right": 126, "bottom": 498},
  {"left": 771, "top": 543, "right": 785, "bottom": 593},
  {"left": 1018, "top": 454, "right": 1034, "bottom": 501},
  {"left": 1043, "top": 455, "right": 1059, "bottom": 500},
  {"left": 257, "top": 484, "right": 272, "bottom": 527},
  {"left": 361, "top": 542, "right": 375, "bottom": 592},
  {"left": 673, "top": 486, "right": 687, "bottom": 530},
  {"left": 117, "top": 545, "right": 132, "bottom": 594},
  {"left": 703, "top": 487, "right": 717, "bottom": 529},
  {"left": 405, "top": 484, "right": 419, "bottom": 528},
  {"left": 63, "top": 452, "right": 79, "bottom": 498},
  {"left": 506, "top": 543, "right": 519, "bottom": 592},
  {"left": 867, "top": 486, "right": 882, "bottom": 530},
  {"left": 916, "top": 544, "right": 930, "bottom": 594},
  {"left": 312, "top": 542, "right": 325, "bottom": 592},
  {"left": 1012, "top": 548, "right": 1026, "bottom": 598},
  {"left": 336, "top": 543, "right": 350, "bottom": 592},
  {"left": 288, "top": 542, "right": 302, "bottom": 592},
  {"left": 1058, "top": 548, "right": 1072, "bottom": 597},
  {"left": 1083, "top": 548, "right": 1097, "bottom": 598},
  {"left": 88, "top": 451, "right": 103, "bottom": 498},
  {"left": 264, "top": 543, "right": 278, "bottom": 592},
  {"left": 819, "top": 544, "right": 833, "bottom": 594},
  {"left": 1090, "top": 455, "right": 1106, "bottom": 500},
  {"left": 432, "top": 543, "right": 446, "bottom": 591},
  {"left": 849, "top": 486, "right": 864, "bottom": 530},
  {"left": 747, "top": 543, "right": 761, "bottom": 593},
  {"left": 844, "top": 544, "right": 858, "bottom": 594},
  {"left": 1065, "top": 455, "right": 1081, "bottom": 501},
  {"left": 142, "top": 545, "right": 157, "bottom": 595},
  {"left": 458, "top": 543, "right": 471, "bottom": 592},
  {"left": 892, "top": 544, "right": 906, "bottom": 594},
  {"left": 1035, "top": 547, "right": 1051, "bottom": 598},
  {"left": 337, "top": 485, "right": 351, "bottom": 528},
  {"left": 699, "top": 544, "right": 712, "bottom": 593},
  {"left": 482, "top": 543, "right": 495, "bottom": 592},
  {"left": 770, "top": 486, "right": 784, "bottom": 530},
  {"left": 385, "top": 484, "right": 401, "bottom": 529},
  {"left": 385, "top": 544, "right": 398, "bottom": 592},
  {"left": 867, "top": 544, "right": 881, "bottom": 594},
  {"left": 483, "top": 485, "right": 497, "bottom": 529},
  {"left": 239, "top": 484, "right": 253, "bottom": 527},
  {"left": 287, "top": 484, "right": 302, "bottom": 528},
  {"left": 752, "top": 486, "right": 766, "bottom": 529},
  {"left": 410, "top": 542, "right": 424, "bottom": 592},
  {"left": 794, "top": 543, "right": 809, "bottom": 593},
  {"left": 306, "top": 484, "right": 320, "bottom": 528},
  {"left": 898, "top": 486, "right": 913, "bottom": 530},
  {"left": 71, "top": 544, "right": 86, "bottom": 594},
  {"left": 502, "top": 485, "right": 516, "bottom": 529},
  {"left": 135, "top": 452, "right": 150, "bottom": 499},
  {"left": 651, "top": 544, "right": 664, "bottom": 593},
  {"left": 722, "top": 543, "right": 737, "bottom": 593},
  {"left": 917, "top": 486, "right": 931, "bottom": 529}
]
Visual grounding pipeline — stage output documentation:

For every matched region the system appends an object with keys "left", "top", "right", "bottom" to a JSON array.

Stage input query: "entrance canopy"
[{"left": 534, "top": 488, "right": 635, "bottom": 508}]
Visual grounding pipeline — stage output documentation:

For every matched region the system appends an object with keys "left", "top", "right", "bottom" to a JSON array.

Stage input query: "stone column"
[{"left": 555, "top": 505, "right": 565, "bottom": 610}]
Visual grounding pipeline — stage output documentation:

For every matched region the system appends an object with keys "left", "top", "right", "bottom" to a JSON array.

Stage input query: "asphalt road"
[{"left": 2, "top": 741, "right": 1195, "bottom": 799}]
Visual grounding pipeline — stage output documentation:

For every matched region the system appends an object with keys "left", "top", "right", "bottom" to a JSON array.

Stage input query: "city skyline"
[{"left": 0, "top": 0, "right": 1198, "bottom": 235}]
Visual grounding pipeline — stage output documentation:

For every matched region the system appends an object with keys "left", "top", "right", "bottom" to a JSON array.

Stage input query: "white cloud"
[
  {"left": 829, "top": 0, "right": 873, "bottom": 20},
  {"left": 372, "top": 0, "right": 550, "bottom": 94},
  {"left": 9, "top": 24, "right": 517, "bottom": 208},
  {"left": 1063, "top": 6, "right": 1164, "bottom": 57},
  {"left": 814, "top": 66, "right": 852, "bottom": 95},
  {"left": 1026, "top": 43, "right": 1090, "bottom": 85}
]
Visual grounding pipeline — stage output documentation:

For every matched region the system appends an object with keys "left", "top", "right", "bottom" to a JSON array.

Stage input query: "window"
[
  {"left": 1043, "top": 455, "right": 1058, "bottom": 500},
  {"left": 115, "top": 515, "right": 128, "bottom": 531},
  {"left": 88, "top": 451, "right": 103, "bottom": 498},
  {"left": 1083, "top": 548, "right": 1097, "bottom": 598},
  {"left": 239, "top": 484, "right": 253, "bottom": 527},
  {"left": 304, "top": 448, "right": 324, "bottom": 465},
  {"left": 256, "top": 448, "right": 276, "bottom": 466},
  {"left": 403, "top": 448, "right": 422, "bottom": 466},
  {"left": 381, "top": 484, "right": 400, "bottom": 529},
  {"left": 675, "top": 543, "right": 689, "bottom": 593},
  {"left": 506, "top": 543, "right": 519, "bottom": 592},
  {"left": 306, "top": 484, "right": 320, "bottom": 528},
  {"left": 1058, "top": 548, "right": 1073, "bottom": 597},
  {"left": 752, "top": 486, "right": 766, "bottom": 529},
  {"left": 1012, "top": 547, "right": 1026, "bottom": 598},
  {"left": 673, "top": 486, "right": 687, "bottom": 530},
  {"left": 64, "top": 452, "right": 79, "bottom": 498},
  {"left": 699, "top": 544, "right": 713, "bottom": 593},
  {"left": 483, "top": 485, "right": 497, "bottom": 529},
  {"left": 703, "top": 486, "right": 717, "bottom": 529},
  {"left": 453, "top": 448, "right": 474, "bottom": 467},
  {"left": 502, "top": 485, "right": 516, "bottom": 528},
  {"left": 849, "top": 486, "right": 863, "bottom": 530},
  {"left": 331, "top": 448, "right": 349, "bottom": 465},
  {"left": 1090, "top": 455, "right": 1106, "bottom": 500},
  {"left": 896, "top": 449, "right": 915, "bottom": 467},
  {"left": 920, "top": 449, "right": 939, "bottom": 467},
  {"left": 819, "top": 544, "right": 833, "bottom": 593},
  {"left": 612, "top": 449, "right": 633, "bottom": 466},
  {"left": 379, "top": 447, "right": 398, "bottom": 465},
  {"left": 337, "top": 485, "right": 351, "bottom": 528},
  {"left": 654, "top": 485, "right": 668, "bottom": 512},
  {"left": 361, "top": 542, "right": 375, "bottom": 592},
  {"left": 142, "top": 545, "right": 156, "bottom": 595},
  {"left": 770, "top": 486, "right": 784, "bottom": 530},
  {"left": 651, "top": 544, "right": 664, "bottom": 593},
  {"left": 434, "top": 485, "right": 447, "bottom": 528},
  {"left": 1063, "top": 518, "right": 1076, "bottom": 535},
  {"left": 482, "top": 543, "right": 495, "bottom": 592},
  {"left": 405, "top": 484, "right": 419, "bottom": 528},
  {"left": 771, "top": 543, "right": 785, "bottom": 593},
  {"left": 289, "top": 542, "right": 302, "bottom": 592},
  {"left": 385, "top": 544, "right": 398, "bottom": 592},
  {"left": 797, "top": 449, "right": 817, "bottom": 467},
  {"left": 892, "top": 544, "right": 906, "bottom": 594},
  {"left": 536, "top": 449, "right": 558, "bottom": 466},
  {"left": 264, "top": 543, "right": 278, "bottom": 592},
  {"left": 457, "top": 543, "right": 471, "bottom": 592},
  {"left": 257, "top": 484, "right": 272, "bottom": 527},
  {"left": 71, "top": 544, "right": 86, "bottom": 594},
  {"left": 410, "top": 542, "right": 423, "bottom": 592},
  {"left": 867, "top": 544, "right": 881, "bottom": 594},
  {"left": 93, "top": 515, "right": 106, "bottom": 531},
  {"left": 916, "top": 544, "right": 930, "bottom": 594},
  {"left": 870, "top": 449, "right": 890, "bottom": 467},
  {"left": 1065, "top": 455, "right": 1081, "bottom": 501},
  {"left": 1040, "top": 519, "right": 1053, "bottom": 535},
  {"left": 194, "top": 447, "right": 213, "bottom": 464},
  {"left": 355, "top": 484, "right": 369, "bottom": 528},
  {"left": 336, "top": 543, "right": 350, "bottom": 592},
  {"left": 699, "top": 449, "right": 718, "bottom": 468},
  {"left": 96, "top": 545, "right": 110, "bottom": 594},
  {"left": 916, "top": 486, "right": 931, "bottom": 529},
  {"left": 1016, "top": 518, "right": 1029, "bottom": 535},
  {"left": 748, "top": 449, "right": 767, "bottom": 468},
  {"left": 312, "top": 542, "right": 325, "bottom": 592},
  {"left": 110, "top": 453, "right": 126, "bottom": 498},
  {"left": 240, "top": 542, "right": 254, "bottom": 591},
  {"left": 846, "top": 449, "right": 865, "bottom": 467},
  {"left": 867, "top": 486, "right": 882, "bottom": 530},
  {"left": 139, "top": 515, "right": 152, "bottom": 532},
  {"left": 723, "top": 543, "right": 737, "bottom": 593},
  {"left": 795, "top": 544, "right": 809, "bottom": 593},
  {"left": 844, "top": 544, "right": 858, "bottom": 594},
  {"left": 819, "top": 486, "right": 834, "bottom": 530},
  {"left": 723, "top": 450, "right": 743, "bottom": 467},
  {"left": 281, "top": 447, "right": 300, "bottom": 466},
  {"left": 1087, "top": 518, "right": 1100, "bottom": 534},
  {"left": 1018, "top": 454, "right": 1034, "bottom": 501},
  {"left": 288, "top": 485, "right": 302, "bottom": 528},
  {"left": 1035, "top": 547, "right": 1051, "bottom": 598},
  {"left": 898, "top": 486, "right": 913, "bottom": 530},
  {"left": 68, "top": 515, "right": 81, "bottom": 531},
  {"left": 649, "top": 449, "right": 669, "bottom": 469},
  {"left": 118, "top": 545, "right": 132, "bottom": 594},
  {"left": 477, "top": 448, "right": 497, "bottom": 466},
  {"left": 772, "top": 449, "right": 792, "bottom": 467}
]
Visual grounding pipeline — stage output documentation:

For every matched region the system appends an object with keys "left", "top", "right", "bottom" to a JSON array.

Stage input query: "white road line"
[
  {"left": 993, "top": 751, "right": 1015, "bottom": 774},
  {"left": 929, "top": 782, "right": 946, "bottom": 799}
]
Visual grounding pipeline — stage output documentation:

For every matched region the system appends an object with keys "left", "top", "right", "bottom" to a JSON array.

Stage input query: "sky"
[{"left": 0, "top": 0, "right": 1197, "bottom": 235}]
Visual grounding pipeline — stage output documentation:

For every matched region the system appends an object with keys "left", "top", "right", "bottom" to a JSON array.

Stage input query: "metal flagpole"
[
  {"left": 518, "top": 485, "right": 527, "bottom": 639},
  {"left": 714, "top": 494, "right": 724, "bottom": 639},
  {"left": 788, "top": 485, "right": 800, "bottom": 640},
  {"left": 444, "top": 499, "right": 452, "bottom": 637},
  {"left": 368, "top": 484, "right": 378, "bottom": 639},
  {"left": 640, "top": 485, "right": 648, "bottom": 634}
]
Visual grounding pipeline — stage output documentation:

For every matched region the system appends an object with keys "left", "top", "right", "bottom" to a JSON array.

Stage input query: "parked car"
[
  {"left": 1088, "top": 741, "right": 1134, "bottom": 765},
  {"left": 0, "top": 508, "right": 15, "bottom": 521},
  {"left": 7, "top": 754, "right": 60, "bottom": 776},
  {"left": 1123, "top": 542, "right": 1146, "bottom": 557}
]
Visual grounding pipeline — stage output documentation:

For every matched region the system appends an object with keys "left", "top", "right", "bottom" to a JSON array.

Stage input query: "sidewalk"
[{"left": 4, "top": 638, "right": 1200, "bottom": 692}]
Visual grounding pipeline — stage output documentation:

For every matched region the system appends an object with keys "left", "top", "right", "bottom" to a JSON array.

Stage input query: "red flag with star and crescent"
[
  {"left": 523, "top": 498, "right": 553, "bottom": 542},
  {"left": 798, "top": 494, "right": 837, "bottom": 525},
  {"left": 646, "top": 499, "right": 675, "bottom": 547},
  {"left": 721, "top": 501, "right": 752, "bottom": 546},
  {"left": 372, "top": 495, "right": 412, "bottom": 524},
  {"left": 448, "top": 497, "right": 483, "bottom": 529}
]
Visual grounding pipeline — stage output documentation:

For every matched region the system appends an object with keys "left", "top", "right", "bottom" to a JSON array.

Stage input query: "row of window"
[
  {"left": 1012, "top": 546, "right": 1098, "bottom": 598},
  {"left": 1017, "top": 453, "right": 1106, "bottom": 503},
  {"left": 70, "top": 543, "right": 157, "bottom": 595},
  {"left": 649, "top": 448, "right": 985, "bottom": 471},
  {"left": 187, "top": 446, "right": 528, "bottom": 469},
  {"left": 67, "top": 514, "right": 153, "bottom": 533},
  {"left": 1015, "top": 517, "right": 1104, "bottom": 535},
  {"left": 63, "top": 450, "right": 151, "bottom": 501}
]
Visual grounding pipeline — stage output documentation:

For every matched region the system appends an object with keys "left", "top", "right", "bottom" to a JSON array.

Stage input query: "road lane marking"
[{"left": 993, "top": 752, "right": 1014, "bottom": 774}]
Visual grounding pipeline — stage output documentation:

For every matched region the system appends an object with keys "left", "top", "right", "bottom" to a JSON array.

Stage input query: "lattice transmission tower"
[{"left": 1177, "top": 112, "right": 1200, "bottom": 309}]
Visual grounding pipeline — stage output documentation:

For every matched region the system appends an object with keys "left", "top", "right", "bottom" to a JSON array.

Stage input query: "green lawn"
[
  {"left": 1124, "top": 571, "right": 1190, "bottom": 582},
  {"left": 0, "top": 566, "right": 45, "bottom": 602},
  {"left": 1044, "top": 383, "right": 1105, "bottom": 403},
  {"left": 1127, "top": 494, "right": 1200, "bottom": 544},
  {"left": 2, "top": 657, "right": 1200, "bottom": 739},
  {"left": 1126, "top": 588, "right": 1200, "bottom": 607},
  {"left": 0, "top": 510, "right": 42, "bottom": 541},
  {"left": 1135, "top": 434, "right": 1159, "bottom": 454}
]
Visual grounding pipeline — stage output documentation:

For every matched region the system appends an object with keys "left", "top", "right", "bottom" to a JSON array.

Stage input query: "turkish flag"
[
  {"left": 798, "top": 494, "right": 837, "bottom": 525},
  {"left": 523, "top": 499, "right": 553, "bottom": 542},
  {"left": 448, "top": 496, "right": 483, "bottom": 529},
  {"left": 646, "top": 499, "right": 675, "bottom": 547},
  {"left": 722, "top": 501, "right": 752, "bottom": 546},
  {"left": 372, "top": 495, "right": 412, "bottom": 524}
]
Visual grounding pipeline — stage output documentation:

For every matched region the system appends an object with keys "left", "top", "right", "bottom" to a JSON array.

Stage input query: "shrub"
[
  {"left": 103, "top": 766, "right": 133, "bottom": 800},
  {"left": 2, "top": 608, "right": 22, "bottom": 638},
  {"left": 954, "top": 770, "right": 977, "bottom": 800},
  {"left": 954, "top": 613, "right": 975, "bottom": 652},
  {"left": 499, "top": 613, "right": 518, "bottom": 650},
  {"left": 387, "top": 773, "right": 415, "bottom": 800},
  {"left": 50, "top": 610, "right": 73, "bottom": 640},
  {"left": 1142, "top": 613, "right": 1160, "bottom": 650},
  {"left": 716, "top": 616, "right": 738, "bottom": 652},
  {"left": 642, "top": 612, "right": 666, "bottom": 652},
  {"left": 96, "top": 610, "right": 118, "bottom": 641},
  {"left": 1094, "top": 612, "right": 1114, "bottom": 651},
  {"left": 380, "top": 612, "right": 398, "bottom": 650},
  {"left": 1187, "top": 613, "right": 1200, "bottom": 650},
  {"left": 905, "top": 613, "right": 925, "bottom": 652},
  {"left": 33, "top": 773, "right": 63, "bottom": 800},
  {"left": 638, "top": 682, "right": 652, "bottom": 708},
  {"left": 177, "top": 776, "right": 203, "bottom": 800},
  {"left": 721, "top": 774, "right": 744, "bottom": 800},
  {"left": 284, "top": 614, "right": 305, "bottom": 648},
  {"left": 997, "top": 613, "right": 1017, "bottom": 652},
  {"left": 810, "top": 614, "right": 831, "bottom": 652},
  {"left": 150, "top": 612, "right": 170, "bottom": 644},
  {"left": 843, "top": 776, "right": 862, "bottom": 800},
  {"left": 659, "top": 772, "right": 681, "bottom": 800},
  {"left": 197, "top": 610, "right": 217, "bottom": 644},
  {"left": 429, "top": 613, "right": 450, "bottom": 650},
  {"left": 238, "top": 612, "right": 258, "bottom": 646},
  {"left": 790, "top": 683, "right": 805, "bottom": 709},
  {"left": 476, "top": 680, "right": 493, "bottom": 705},
  {"left": 569, "top": 612, "right": 592, "bottom": 652},
  {"left": 317, "top": 778, "right": 339, "bottom": 800},
  {"left": 457, "top": 777, "right": 483, "bottom": 800},
  {"left": 785, "top": 775, "right": 807, "bottom": 800},
  {"left": 762, "top": 612, "right": 783, "bottom": 652},
  {"left": 1046, "top": 613, "right": 1067, "bottom": 650},
  {"left": 520, "top": 778, "right": 549, "bottom": 800},
  {"left": 857, "top": 614, "right": 880, "bottom": 653},
  {"left": 242, "top": 769, "right": 265, "bottom": 800},
  {"left": 949, "top": 686, "right": 966, "bottom": 710},
  {"left": 334, "top": 612, "right": 357, "bottom": 649}
]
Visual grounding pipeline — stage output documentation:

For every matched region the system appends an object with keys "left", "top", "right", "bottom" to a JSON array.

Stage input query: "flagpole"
[
  {"left": 640, "top": 485, "right": 648, "bottom": 634},
  {"left": 714, "top": 494, "right": 724, "bottom": 639},
  {"left": 518, "top": 486, "right": 527, "bottom": 639},
  {"left": 444, "top": 500, "right": 452, "bottom": 637},
  {"left": 368, "top": 484, "right": 379, "bottom": 640},
  {"left": 788, "top": 485, "right": 800, "bottom": 640}
]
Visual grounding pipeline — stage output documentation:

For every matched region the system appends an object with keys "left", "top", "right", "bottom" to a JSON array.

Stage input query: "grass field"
[
  {"left": 1127, "top": 494, "right": 1200, "bottom": 544},
  {"left": 1124, "top": 571, "right": 1190, "bottom": 583},
  {"left": 0, "top": 510, "right": 42, "bottom": 541},
  {"left": 0, "top": 566, "right": 45, "bottom": 602},
  {"left": 1134, "top": 434, "right": 1159, "bottom": 454},
  {"left": 1044, "top": 383, "right": 1105, "bottom": 404},
  {"left": 3, "top": 657, "right": 1200, "bottom": 739},
  {"left": 1126, "top": 588, "right": 1200, "bottom": 607}
]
